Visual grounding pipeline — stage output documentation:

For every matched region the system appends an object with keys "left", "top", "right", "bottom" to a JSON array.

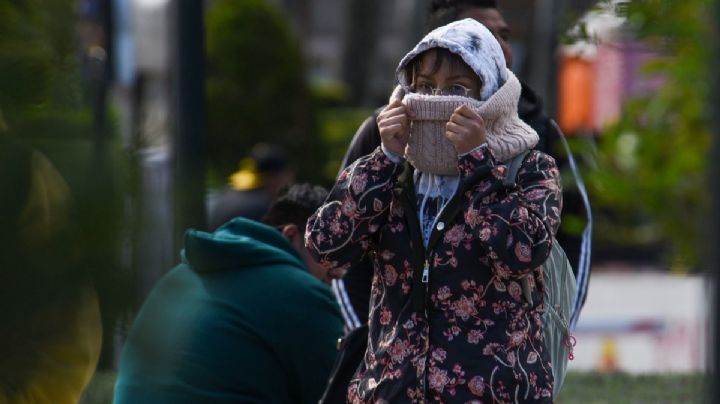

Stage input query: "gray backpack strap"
[
  {"left": 503, "top": 150, "right": 533, "bottom": 304},
  {"left": 503, "top": 150, "right": 531, "bottom": 187}
]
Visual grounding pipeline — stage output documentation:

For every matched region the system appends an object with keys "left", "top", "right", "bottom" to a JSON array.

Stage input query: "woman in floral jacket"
[{"left": 306, "top": 19, "right": 561, "bottom": 403}]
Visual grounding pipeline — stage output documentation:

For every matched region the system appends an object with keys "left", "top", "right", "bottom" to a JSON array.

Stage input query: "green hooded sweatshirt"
[{"left": 114, "top": 218, "right": 343, "bottom": 404}]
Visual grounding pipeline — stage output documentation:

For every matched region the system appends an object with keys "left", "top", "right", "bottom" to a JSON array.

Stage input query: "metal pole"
[
  {"left": 710, "top": 0, "right": 720, "bottom": 400},
  {"left": 171, "top": 0, "right": 207, "bottom": 244}
]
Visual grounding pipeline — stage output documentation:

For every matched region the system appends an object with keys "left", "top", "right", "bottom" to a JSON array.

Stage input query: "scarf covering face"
[{"left": 396, "top": 18, "right": 539, "bottom": 172}]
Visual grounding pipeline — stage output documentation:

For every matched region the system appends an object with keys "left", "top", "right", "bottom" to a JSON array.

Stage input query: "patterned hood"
[{"left": 396, "top": 18, "right": 507, "bottom": 101}]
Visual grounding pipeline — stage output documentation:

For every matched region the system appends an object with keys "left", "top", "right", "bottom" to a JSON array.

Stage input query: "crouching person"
[{"left": 114, "top": 184, "right": 343, "bottom": 404}]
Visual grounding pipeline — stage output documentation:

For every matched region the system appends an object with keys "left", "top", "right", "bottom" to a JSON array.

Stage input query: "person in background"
[
  {"left": 335, "top": 0, "right": 592, "bottom": 332},
  {"left": 114, "top": 183, "right": 343, "bottom": 404},
  {"left": 207, "top": 143, "right": 294, "bottom": 231}
]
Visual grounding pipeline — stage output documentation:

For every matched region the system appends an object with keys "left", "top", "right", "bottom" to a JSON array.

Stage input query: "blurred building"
[
  {"left": 277, "top": 0, "right": 598, "bottom": 108},
  {"left": 557, "top": 1, "right": 665, "bottom": 134}
]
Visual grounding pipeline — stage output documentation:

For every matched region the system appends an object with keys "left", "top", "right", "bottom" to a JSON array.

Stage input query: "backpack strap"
[
  {"left": 503, "top": 150, "right": 534, "bottom": 305},
  {"left": 502, "top": 150, "right": 531, "bottom": 187}
]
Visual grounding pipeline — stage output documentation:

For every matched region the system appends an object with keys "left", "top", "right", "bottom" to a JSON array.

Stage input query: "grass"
[
  {"left": 79, "top": 371, "right": 706, "bottom": 404},
  {"left": 557, "top": 372, "right": 705, "bottom": 404}
]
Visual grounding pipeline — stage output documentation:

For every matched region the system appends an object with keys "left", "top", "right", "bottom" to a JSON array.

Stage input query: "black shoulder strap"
[{"left": 503, "top": 150, "right": 531, "bottom": 187}]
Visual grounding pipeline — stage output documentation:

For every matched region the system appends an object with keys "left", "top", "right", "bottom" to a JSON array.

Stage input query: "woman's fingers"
[
  {"left": 446, "top": 105, "right": 487, "bottom": 154},
  {"left": 378, "top": 113, "right": 409, "bottom": 131}
]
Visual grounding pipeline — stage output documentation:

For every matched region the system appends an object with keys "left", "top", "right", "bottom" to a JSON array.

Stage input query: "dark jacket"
[
  {"left": 114, "top": 218, "right": 344, "bottom": 404},
  {"left": 307, "top": 146, "right": 561, "bottom": 402}
]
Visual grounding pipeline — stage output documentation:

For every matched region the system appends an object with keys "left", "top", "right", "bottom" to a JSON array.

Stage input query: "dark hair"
[
  {"left": 261, "top": 183, "right": 328, "bottom": 233},
  {"left": 426, "top": 0, "right": 498, "bottom": 32},
  {"left": 404, "top": 48, "right": 482, "bottom": 95}
]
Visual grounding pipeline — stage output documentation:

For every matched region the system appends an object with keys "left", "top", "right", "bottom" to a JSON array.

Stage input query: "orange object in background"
[
  {"left": 598, "top": 336, "right": 620, "bottom": 373},
  {"left": 558, "top": 55, "right": 595, "bottom": 135}
]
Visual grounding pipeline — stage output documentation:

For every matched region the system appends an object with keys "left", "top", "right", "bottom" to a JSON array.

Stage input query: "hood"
[
  {"left": 182, "top": 217, "right": 305, "bottom": 274},
  {"left": 396, "top": 18, "right": 507, "bottom": 101}
]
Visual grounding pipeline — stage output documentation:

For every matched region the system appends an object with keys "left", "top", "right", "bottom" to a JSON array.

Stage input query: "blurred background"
[{"left": 0, "top": 0, "right": 716, "bottom": 402}]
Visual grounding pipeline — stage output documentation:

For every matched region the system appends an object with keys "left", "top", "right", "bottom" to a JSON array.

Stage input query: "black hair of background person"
[{"left": 262, "top": 183, "right": 329, "bottom": 233}]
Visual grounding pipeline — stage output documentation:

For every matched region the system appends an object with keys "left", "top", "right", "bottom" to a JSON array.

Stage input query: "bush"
[{"left": 205, "top": 0, "right": 327, "bottom": 183}]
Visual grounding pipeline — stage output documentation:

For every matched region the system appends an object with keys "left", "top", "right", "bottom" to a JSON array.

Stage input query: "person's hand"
[
  {"left": 377, "top": 90, "right": 413, "bottom": 156},
  {"left": 445, "top": 104, "right": 487, "bottom": 154}
]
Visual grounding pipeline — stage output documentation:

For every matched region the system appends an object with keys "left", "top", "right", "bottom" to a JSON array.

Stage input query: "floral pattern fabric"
[{"left": 306, "top": 146, "right": 562, "bottom": 403}]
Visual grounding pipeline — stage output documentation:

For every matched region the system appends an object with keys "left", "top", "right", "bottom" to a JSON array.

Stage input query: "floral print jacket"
[{"left": 306, "top": 145, "right": 562, "bottom": 403}]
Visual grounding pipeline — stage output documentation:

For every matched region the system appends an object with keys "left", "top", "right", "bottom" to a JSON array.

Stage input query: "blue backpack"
[{"left": 504, "top": 151, "right": 577, "bottom": 399}]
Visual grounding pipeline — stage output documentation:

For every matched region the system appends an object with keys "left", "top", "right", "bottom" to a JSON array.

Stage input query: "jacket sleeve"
[
  {"left": 307, "top": 147, "right": 401, "bottom": 279},
  {"left": 458, "top": 146, "right": 562, "bottom": 276}
]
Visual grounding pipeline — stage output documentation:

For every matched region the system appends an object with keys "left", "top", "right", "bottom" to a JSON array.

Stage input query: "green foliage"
[
  {"left": 586, "top": 0, "right": 712, "bottom": 267},
  {"left": 205, "top": 0, "right": 327, "bottom": 182},
  {"left": 316, "top": 107, "right": 373, "bottom": 184},
  {"left": 558, "top": 371, "right": 705, "bottom": 403},
  {"left": 0, "top": 0, "right": 134, "bottom": 365},
  {"left": 0, "top": 0, "right": 82, "bottom": 116}
]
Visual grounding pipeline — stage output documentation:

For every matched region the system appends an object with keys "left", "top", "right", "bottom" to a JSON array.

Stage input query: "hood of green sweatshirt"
[{"left": 182, "top": 217, "right": 306, "bottom": 274}]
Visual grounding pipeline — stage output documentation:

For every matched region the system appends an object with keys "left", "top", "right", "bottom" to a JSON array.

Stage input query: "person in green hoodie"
[{"left": 114, "top": 184, "right": 343, "bottom": 404}]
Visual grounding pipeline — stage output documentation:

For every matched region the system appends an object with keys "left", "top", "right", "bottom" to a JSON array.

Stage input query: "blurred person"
[
  {"left": 114, "top": 183, "right": 343, "bottom": 404},
  {"left": 207, "top": 143, "right": 294, "bottom": 231},
  {"left": 307, "top": 19, "right": 561, "bottom": 402},
  {"left": 335, "top": 0, "right": 592, "bottom": 337},
  {"left": 0, "top": 133, "right": 102, "bottom": 404}
]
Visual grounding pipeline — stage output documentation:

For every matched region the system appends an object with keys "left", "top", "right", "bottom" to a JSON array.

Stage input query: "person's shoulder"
[{"left": 524, "top": 149, "right": 558, "bottom": 170}]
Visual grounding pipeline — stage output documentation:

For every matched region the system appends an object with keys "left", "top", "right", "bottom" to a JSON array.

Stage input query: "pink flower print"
[
  {"left": 526, "top": 189, "right": 546, "bottom": 200},
  {"left": 351, "top": 173, "right": 367, "bottom": 194},
  {"left": 514, "top": 242, "right": 532, "bottom": 263},
  {"left": 508, "top": 281, "right": 522, "bottom": 301},
  {"left": 478, "top": 179, "right": 492, "bottom": 192},
  {"left": 464, "top": 207, "right": 482, "bottom": 228},
  {"left": 468, "top": 375, "right": 485, "bottom": 397},
  {"left": 453, "top": 295, "right": 477, "bottom": 321},
  {"left": 436, "top": 286, "right": 452, "bottom": 302},
  {"left": 390, "top": 202, "right": 404, "bottom": 218},
  {"left": 384, "top": 265, "right": 398, "bottom": 286},
  {"left": 341, "top": 196, "right": 357, "bottom": 217},
  {"left": 467, "top": 329, "right": 484, "bottom": 344},
  {"left": 443, "top": 225, "right": 466, "bottom": 247},
  {"left": 452, "top": 363, "right": 465, "bottom": 376},
  {"left": 508, "top": 330, "right": 527, "bottom": 347},
  {"left": 527, "top": 351, "right": 538, "bottom": 364},
  {"left": 380, "top": 250, "right": 395, "bottom": 261},
  {"left": 479, "top": 227, "right": 492, "bottom": 241},
  {"left": 389, "top": 339, "right": 410, "bottom": 363},
  {"left": 431, "top": 348, "right": 447, "bottom": 363},
  {"left": 373, "top": 198, "right": 383, "bottom": 212},
  {"left": 483, "top": 343, "right": 500, "bottom": 356},
  {"left": 329, "top": 220, "right": 343, "bottom": 235},
  {"left": 428, "top": 367, "right": 450, "bottom": 393},
  {"left": 379, "top": 307, "right": 392, "bottom": 325},
  {"left": 507, "top": 350, "right": 516, "bottom": 367},
  {"left": 518, "top": 206, "right": 529, "bottom": 221}
]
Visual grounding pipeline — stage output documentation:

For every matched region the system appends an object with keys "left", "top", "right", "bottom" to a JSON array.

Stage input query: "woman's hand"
[
  {"left": 377, "top": 99, "right": 413, "bottom": 156},
  {"left": 445, "top": 104, "right": 487, "bottom": 154}
]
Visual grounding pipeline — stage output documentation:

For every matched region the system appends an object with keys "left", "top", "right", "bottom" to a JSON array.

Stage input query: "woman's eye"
[
  {"left": 416, "top": 83, "right": 434, "bottom": 94},
  {"left": 446, "top": 84, "right": 469, "bottom": 96}
]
